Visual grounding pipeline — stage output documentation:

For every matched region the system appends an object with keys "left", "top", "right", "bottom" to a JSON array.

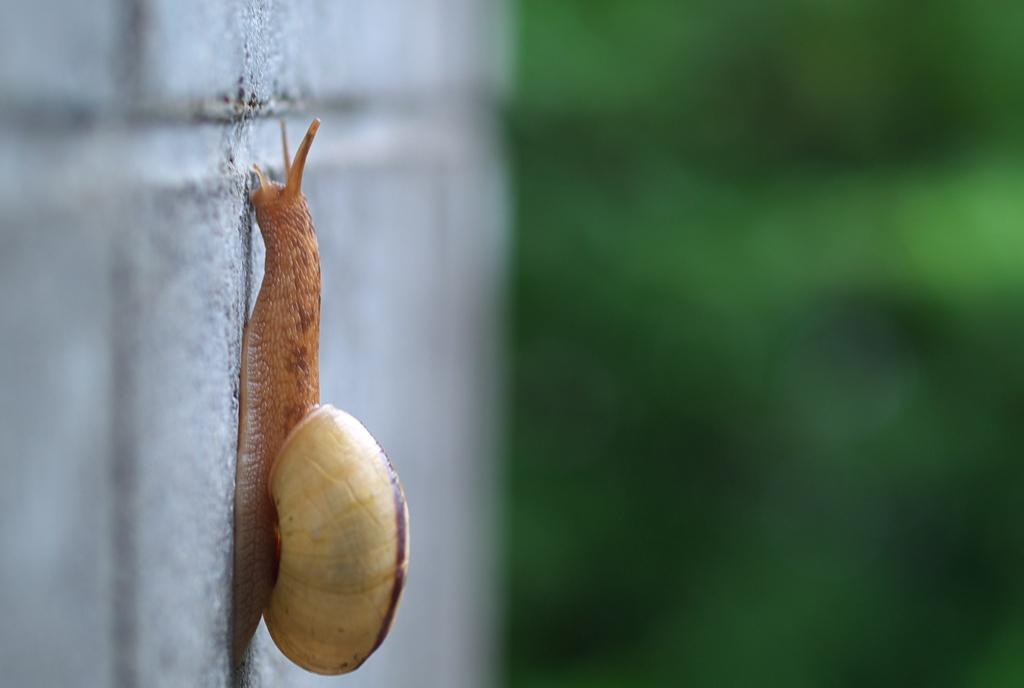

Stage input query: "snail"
[{"left": 231, "top": 118, "right": 409, "bottom": 674}]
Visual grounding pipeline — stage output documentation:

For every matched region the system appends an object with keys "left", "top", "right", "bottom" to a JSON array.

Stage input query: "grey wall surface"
[{"left": 0, "top": 1, "right": 507, "bottom": 686}]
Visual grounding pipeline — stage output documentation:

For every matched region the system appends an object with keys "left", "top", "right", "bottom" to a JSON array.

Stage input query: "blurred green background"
[{"left": 504, "top": 2, "right": 1024, "bottom": 686}]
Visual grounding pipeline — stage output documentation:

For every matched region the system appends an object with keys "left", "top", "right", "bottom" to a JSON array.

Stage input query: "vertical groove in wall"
[
  {"left": 229, "top": 118, "right": 258, "bottom": 688},
  {"left": 240, "top": 207, "right": 254, "bottom": 317},
  {"left": 117, "top": 0, "right": 146, "bottom": 108},
  {"left": 112, "top": 40, "right": 144, "bottom": 643},
  {"left": 110, "top": 236, "right": 139, "bottom": 688}
]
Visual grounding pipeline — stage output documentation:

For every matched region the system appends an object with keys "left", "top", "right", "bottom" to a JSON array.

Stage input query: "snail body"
[{"left": 231, "top": 119, "right": 409, "bottom": 674}]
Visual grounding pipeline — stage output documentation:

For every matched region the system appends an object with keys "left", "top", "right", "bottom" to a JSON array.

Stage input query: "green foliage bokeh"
[{"left": 506, "top": 2, "right": 1024, "bottom": 686}]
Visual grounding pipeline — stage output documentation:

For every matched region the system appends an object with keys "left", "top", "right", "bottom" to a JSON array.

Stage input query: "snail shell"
[{"left": 266, "top": 404, "right": 409, "bottom": 674}]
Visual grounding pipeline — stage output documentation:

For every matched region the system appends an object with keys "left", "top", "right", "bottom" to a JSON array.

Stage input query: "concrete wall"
[{"left": 0, "top": 1, "right": 507, "bottom": 686}]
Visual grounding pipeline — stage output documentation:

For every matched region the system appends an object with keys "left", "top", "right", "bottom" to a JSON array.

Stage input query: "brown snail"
[{"left": 231, "top": 118, "right": 409, "bottom": 674}]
